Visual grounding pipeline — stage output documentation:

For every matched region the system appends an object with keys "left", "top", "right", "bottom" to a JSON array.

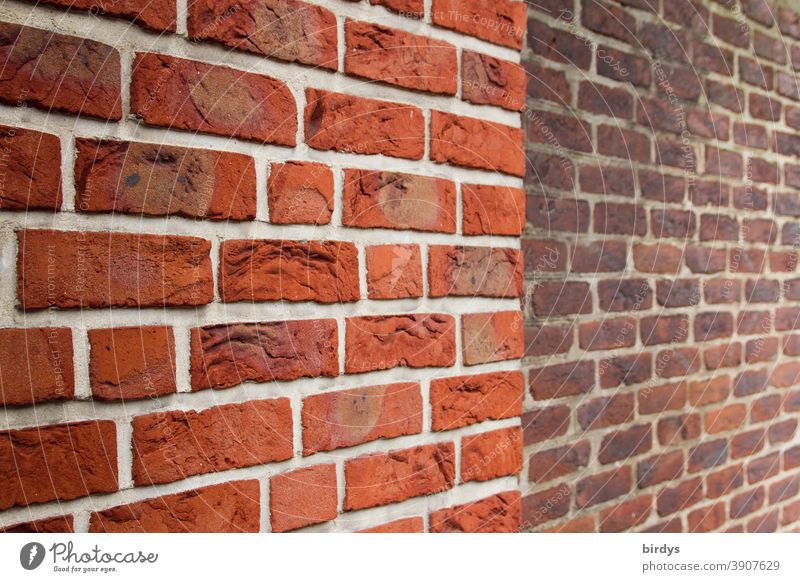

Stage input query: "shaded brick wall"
[
  {"left": 0, "top": 0, "right": 526, "bottom": 533},
  {"left": 522, "top": 0, "right": 800, "bottom": 532}
]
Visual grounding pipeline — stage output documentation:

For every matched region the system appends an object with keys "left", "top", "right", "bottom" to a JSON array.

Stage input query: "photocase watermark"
[{"left": 18, "top": 541, "right": 158, "bottom": 574}]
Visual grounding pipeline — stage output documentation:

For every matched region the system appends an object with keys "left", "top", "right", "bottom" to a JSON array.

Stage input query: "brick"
[
  {"left": 219, "top": 239, "right": 360, "bottom": 303},
  {"left": 91, "top": 481, "right": 259, "bottom": 533},
  {"left": 431, "top": 111, "right": 524, "bottom": 176},
  {"left": 429, "top": 246, "right": 522, "bottom": 298},
  {"left": 598, "top": 424, "right": 652, "bottom": 464},
  {"left": 0, "top": 421, "right": 117, "bottom": 510},
  {"left": 597, "top": 45, "right": 651, "bottom": 87},
  {"left": 527, "top": 195, "right": 589, "bottom": 233},
  {"left": 462, "top": 51, "right": 525, "bottom": 111},
  {"left": 188, "top": 0, "right": 337, "bottom": 68},
  {"left": 528, "top": 19, "right": 591, "bottom": 69},
  {"left": 462, "top": 183, "right": 525, "bottom": 236},
  {"left": 544, "top": 516, "right": 596, "bottom": 533},
  {"left": 359, "top": 517, "right": 424, "bottom": 533},
  {"left": 461, "top": 427, "right": 522, "bottom": 482},
  {"left": 17, "top": 230, "right": 213, "bottom": 310},
  {"left": 462, "top": 311, "right": 524, "bottom": 365},
  {"left": 593, "top": 203, "right": 647, "bottom": 236},
  {"left": 527, "top": 151, "right": 575, "bottom": 191},
  {"left": 529, "top": 110, "right": 592, "bottom": 153},
  {"left": 570, "top": 240, "right": 627, "bottom": 272},
  {"left": 634, "top": 243, "right": 682, "bottom": 273},
  {"left": 306, "top": 89, "right": 424, "bottom": 159},
  {"left": 598, "top": 279, "right": 652, "bottom": 312},
  {"left": 600, "top": 495, "right": 652, "bottom": 532},
  {"left": 366, "top": 244, "right": 423, "bottom": 299},
  {"left": 731, "top": 428, "right": 766, "bottom": 459},
  {"left": 707, "top": 80, "right": 743, "bottom": 112},
  {"left": 522, "top": 405, "right": 570, "bottom": 445},
  {"left": 0, "top": 328, "right": 73, "bottom": 406},
  {"left": 131, "top": 399, "right": 293, "bottom": 485},
  {"left": 523, "top": 239, "right": 568, "bottom": 272},
  {"left": 656, "top": 279, "right": 700, "bottom": 308},
  {"left": 731, "top": 487, "right": 765, "bottom": 519},
  {"left": 657, "top": 477, "right": 703, "bottom": 516},
  {"left": 431, "top": 371, "right": 523, "bottom": 431},
  {"left": 521, "top": 484, "right": 570, "bottom": 528},
  {"left": 267, "top": 161, "right": 333, "bottom": 225},
  {"left": 431, "top": 0, "right": 525, "bottom": 48},
  {"left": 747, "top": 453, "right": 780, "bottom": 484},
  {"left": 532, "top": 282, "right": 591, "bottom": 316},
  {"left": 657, "top": 413, "right": 701, "bottom": 445},
  {"left": 576, "top": 466, "right": 632, "bottom": 508},
  {"left": 637, "top": 451, "right": 684, "bottom": 488},
  {"left": 302, "top": 383, "right": 422, "bottom": 455},
  {"left": 577, "top": 393, "right": 634, "bottom": 430},
  {"left": 707, "top": 465, "right": 744, "bottom": 499},
  {"left": 270, "top": 464, "right": 338, "bottom": 532},
  {"left": 639, "top": 382, "right": 686, "bottom": 414},
  {"left": 639, "top": 22, "right": 687, "bottom": 61},
  {"left": 581, "top": 164, "right": 636, "bottom": 197},
  {"left": 770, "top": 474, "right": 800, "bottom": 504},
  {"left": 656, "top": 348, "right": 700, "bottom": 378},
  {"left": 689, "top": 439, "right": 728, "bottom": 473},
  {"left": 641, "top": 314, "right": 689, "bottom": 345},
  {"left": 131, "top": 53, "right": 295, "bottom": 145},
  {"left": 688, "top": 502, "right": 726, "bottom": 532},
  {"left": 734, "top": 369, "right": 767, "bottom": 396},
  {"left": 370, "top": 0, "right": 424, "bottom": 17},
  {"left": 75, "top": 139, "right": 256, "bottom": 221},
  {"left": 344, "top": 443, "right": 455, "bottom": 510},
  {"left": 343, "top": 169, "right": 456, "bottom": 233},
  {"left": 582, "top": 0, "right": 635, "bottom": 43},
  {"left": 769, "top": 419, "right": 797, "bottom": 444},
  {"left": 34, "top": 0, "right": 176, "bottom": 31},
  {"left": 598, "top": 124, "right": 650, "bottom": 162},
  {"left": 770, "top": 362, "right": 800, "bottom": 387},
  {"left": 0, "top": 125, "right": 61, "bottom": 210},
  {"left": 346, "top": 21, "right": 456, "bottom": 94},
  {"left": 529, "top": 441, "right": 591, "bottom": 483},
  {"left": 529, "top": 360, "right": 594, "bottom": 400},
  {"left": 190, "top": 319, "right": 338, "bottom": 391},
  {"left": 525, "top": 60, "right": 572, "bottom": 104},
  {"left": 345, "top": 314, "right": 455, "bottom": 373},
  {"left": 88, "top": 326, "right": 175, "bottom": 401},
  {"left": 1, "top": 515, "right": 74, "bottom": 533},
  {"left": 0, "top": 22, "right": 121, "bottom": 120},
  {"left": 524, "top": 324, "right": 572, "bottom": 357},
  {"left": 686, "top": 245, "right": 726, "bottom": 274},
  {"left": 432, "top": 491, "right": 521, "bottom": 533},
  {"left": 695, "top": 312, "right": 734, "bottom": 341},
  {"left": 578, "top": 81, "right": 633, "bottom": 118},
  {"left": 579, "top": 317, "right": 636, "bottom": 351},
  {"left": 599, "top": 353, "right": 651, "bottom": 388},
  {"left": 689, "top": 375, "right": 730, "bottom": 406}
]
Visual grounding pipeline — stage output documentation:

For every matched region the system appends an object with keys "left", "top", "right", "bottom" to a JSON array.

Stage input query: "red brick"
[
  {"left": 429, "top": 246, "right": 522, "bottom": 298},
  {"left": 434, "top": 491, "right": 521, "bottom": 532},
  {"left": 598, "top": 424, "right": 652, "bottom": 464},
  {"left": 521, "top": 484, "right": 570, "bottom": 528},
  {"left": 306, "top": 89, "right": 424, "bottom": 159},
  {"left": 598, "top": 124, "right": 651, "bottom": 162},
  {"left": 695, "top": 312, "right": 734, "bottom": 341},
  {"left": 188, "top": 0, "right": 337, "bottom": 68},
  {"left": 88, "top": 326, "right": 175, "bottom": 401},
  {"left": 525, "top": 61, "right": 572, "bottom": 104},
  {"left": 582, "top": 0, "right": 635, "bottom": 43},
  {"left": 707, "top": 465, "right": 744, "bottom": 499},
  {"left": 0, "top": 125, "right": 61, "bottom": 210},
  {"left": 731, "top": 428, "right": 766, "bottom": 459},
  {"left": 0, "top": 328, "right": 73, "bottom": 406},
  {"left": 579, "top": 318, "right": 636, "bottom": 351},
  {"left": 527, "top": 195, "right": 589, "bottom": 232},
  {"left": 0, "top": 421, "right": 117, "bottom": 510},
  {"left": 598, "top": 279, "right": 652, "bottom": 312},
  {"left": 430, "top": 111, "right": 524, "bottom": 176},
  {"left": 344, "top": 443, "right": 455, "bottom": 510},
  {"left": 366, "top": 244, "right": 423, "bottom": 299},
  {"left": 747, "top": 453, "right": 780, "bottom": 483},
  {"left": 688, "top": 439, "right": 729, "bottom": 473},
  {"left": 544, "top": 515, "right": 597, "bottom": 533},
  {"left": 533, "top": 281, "right": 591, "bottom": 316},
  {"left": 529, "top": 110, "right": 592, "bottom": 153},
  {"left": 462, "top": 183, "right": 525, "bottom": 236},
  {"left": 523, "top": 240, "right": 568, "bottom": 272},
  {"left": 688, "top": 502, "right": 726, "bottom": 532},
  {"left": 267, "top": 162, "right": 333, "bottom": 225},
  {"left": 578, "top": 393, "right": 634, "bottom": 430},
  {"left": 657, "top": 477, "right": 703, "bottom": 516},
  {"left": 529, "top": 360, "right": 594, "bottom": 400},
  {"left": 731, "top": 487, "right": 765, "bottom": 518},
  {"left": 462, "top": 311, "right": 524, "bottom": 365},
  {"left": 641, "top": 314, "right": 689, "bottom": 345},
  {"left": 0, "top": 22, "right": 121, "bottom": 120},
  {"left": 522, "top": 405, "right": 570, "bottom": 445},
  {"left": 634, "top": 243, "right": 682, "bottom": 273},
  {"left": 302, "top": 383, "right": 422, "bottom": 455},
  {"left": 462, "top": 50, "right": 525, "bottom": 111},
  {"left": 599, "top": 353, "right": 651, "bottom": 388},
  {"left": 578, "top": 81, "right": 633, "bottom": 118},
  {"left": 657, "top": 413, "right": 701, "bottom": 445},
  {"left": 576, "top": 466, "right": 632, "bottom": 508},
  {"left": 343, "top": 169, "right": 456, "bottom": 233},
  {"left": 656, "top": 348, "right": 701, "bottom": 378},
  {"left": 369, "top": 0, "right": 424, "bottom": 17},
  {"left": 270, "top": 464, "right": 338, "bottom": 532},
  {"left": 358, "top": 517, "right": 424, "bottom": 533},
  {"left": 132, "top": 399, "right": 293, "bottom": 485},
  {"left": 639, "top": 382, "right": 686, "bottom": 414},
  {"left": 581, "top": 164, "right": 636, "bottom": 197},
  {"left": 131, "top": 53, "right": 295, "bottom": 145},
  {"left": 431, "top": 0, "right": 525, "bottom": 48},
  {"left": 75, "top": 139, "right": 256, "bottom": 220},
  {"left": 345, "top": 314, "right": 455, "bottom": 373},
  {"left": 461, "top": 427, "right": 522, "bottom": 482},
  {"left": 529, "top": 441, "right": 591, "bottom": 483},
  {"left": 594, "top": 202, "right": 647, "bottom": 236},
  {"left": 346, "top": 21, "right": 456, "bottom": 94},
  {"left": 528, "top": 19, "right": 591, "bottom": 69},
  {"left": 219, "top": 239, "right": 360, "bottom": 303},
  {"left": 431, "top": 371, "right": 523, "bottom": 431},
  {"left": 17, "top": 230, "right": 213, "bottom": 310},
  {"left": 91, "top": 481, "right": 259, "bottom": 533},
  {"left": 38, "top": 0, "right": 176, "bottom": 31},
  {"left": 770, "top": 361, "right": 800, "bottom": 387},
  {"left": 190, "top": 319, "right": 338, "bottom": 391},
  {"left": 600, "top": 495, "right": 652, "bottom": 532},
  {"left": 637, "top": 451, "right": 684, "bottom": 488},
  {"left": 1, "top": 515, "right": 74, "bottom": 533}
]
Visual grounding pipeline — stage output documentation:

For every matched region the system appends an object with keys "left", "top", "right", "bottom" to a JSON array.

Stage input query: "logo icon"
[{"left": 20, "top": 542, "right": 46, "bottom": 570}]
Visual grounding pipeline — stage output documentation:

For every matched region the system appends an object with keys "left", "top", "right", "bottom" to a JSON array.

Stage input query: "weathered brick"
[
  {"left": 431, "top": 371, "right": 523, "bottom": 431},
  {"left": 462, "top": 183, "right": 525, "bottom": 236},
  {"left": 432, "top": 0, "right": 525, "bottom": 48},
  {"left": 462, "top": 311, "right": 524, "bottom": 365},
  {"left": 461, "top": 427, "right": 522, "bottom": 482},
  {"left": 462, "top": 50, "right": 525, "bottom": 111},
  {"left": 270, "top": 464, "right": 337, "bottom": 532},
  {"left": 429, "top": 246, "right": 522, "bottom": 298},
  {"left": 0, "top": 328, "right": 73, "bottom": 406},
  {"left": 267, "top": 161, "right": 333, "bottom": 225},
  {"left": 0, "top": 125, "right": 61, "bottom": 210}
]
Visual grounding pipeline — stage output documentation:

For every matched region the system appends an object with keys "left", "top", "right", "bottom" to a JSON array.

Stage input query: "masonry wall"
[
  {"left": 0, "top": 0, "right": 527, "bottom": 533},
  {"left": 522, "top": 0, "right": 800, "bottom": 532}
]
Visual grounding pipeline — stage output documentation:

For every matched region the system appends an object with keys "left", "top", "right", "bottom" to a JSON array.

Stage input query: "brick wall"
[
  {"left": 0, "top": 0, "right": 526, "bottom": 532},
  {"left": 522, "top": 0, "right": 800, "bottom": 532}
]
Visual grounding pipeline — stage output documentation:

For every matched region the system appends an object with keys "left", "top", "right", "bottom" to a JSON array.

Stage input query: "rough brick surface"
[
  {"left": 31, "top": 0, "right": 177, "bottom": 31},
  {"left": 365, "top": 244, "right": 423, "bottom": 299},
  {"left": 267, "top": 162, "right": 334, "bottom": 225},
  {"left": 430, "top": 371, "right": 524, "bottom": 431},
  {"left": 270, "top": 464, "right": 338, "bottom": 532},
  {"left": 428, "top": 246, "right": 523, "bottom": 298},
  {"left": 430, "top": 491, "right": 522, "bottom": 532},
  {"left": 0, "top": 328, "right": 73, "bottom": 406},
  {"left": 0, "top": 125, "right": 61, "bottom": 210}
]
